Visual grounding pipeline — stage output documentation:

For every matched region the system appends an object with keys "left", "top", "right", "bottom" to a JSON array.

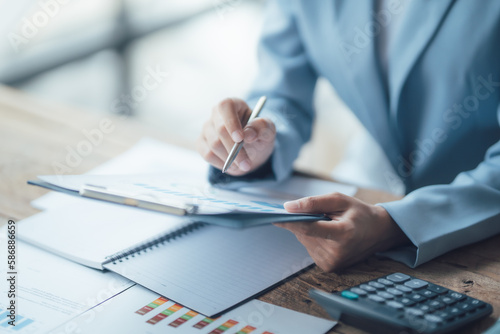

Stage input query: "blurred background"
[{"left": 0, "top": 0, "right": 402, "bottom": 194}]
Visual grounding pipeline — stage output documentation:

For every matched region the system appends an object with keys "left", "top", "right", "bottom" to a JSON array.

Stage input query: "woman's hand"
[
  {"left": 275, "top": 192, "right": 409, "bottom": 272},
  {"left": 197, "top": 98, "right": 276, "bottom": 176}
]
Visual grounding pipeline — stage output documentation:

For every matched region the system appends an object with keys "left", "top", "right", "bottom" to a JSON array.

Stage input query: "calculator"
[{"left": 310, "top": 273, "right": 493, "bottom": 334}]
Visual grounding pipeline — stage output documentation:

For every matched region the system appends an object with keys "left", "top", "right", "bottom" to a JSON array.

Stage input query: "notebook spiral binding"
[{"left": 104, "top": 222, "right": 206, "bottom": 265}]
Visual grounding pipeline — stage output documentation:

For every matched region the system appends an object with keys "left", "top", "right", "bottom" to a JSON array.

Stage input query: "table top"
[{"left": 1, "top": 85, "right": 498, "bottom": 334}]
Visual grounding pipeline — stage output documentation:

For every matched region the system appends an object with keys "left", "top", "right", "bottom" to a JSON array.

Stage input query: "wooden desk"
[{"left": 1, "top": 86, "right": 498, "bottom": 333}]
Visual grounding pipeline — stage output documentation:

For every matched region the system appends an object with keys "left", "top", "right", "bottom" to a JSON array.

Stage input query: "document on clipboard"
[{"left": 28, "top": 174, "right": 330, "bottom": 228}]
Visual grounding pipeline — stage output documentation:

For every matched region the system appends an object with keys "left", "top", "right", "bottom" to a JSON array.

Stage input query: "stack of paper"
[{"left": 14, "top": 138, "right": 353, "bottom": 332}]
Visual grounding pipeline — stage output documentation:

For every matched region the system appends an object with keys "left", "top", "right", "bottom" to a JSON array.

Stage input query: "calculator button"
[
  {"left": 457, "top": 302, "right": 474, "bottom": 312},
  {"left": 386, "top": 273, "right": 411, "bottom": 283},
  {"left": 438, "top": 296, "right": 456, "bottom": 305},
  {"left": 404, "top": 279, "right": 428, "bottom": 290},
  {"left": 377, "top": 278, "right": 394, "bottom": 286},
  {"left": 341, "top": 291, "right": 359, "bottom": 300},
  {"left": 368, "top": 295, "right": 386, "bottom": 303},
  {"left": 368, "top": 281, "right": 385, "bottom": 289},
  {"left": 418, "top": 304, "right": 432, "bottom": 313},
  {"left": 410, "top": 293, "right": 426, "bottom": 302},
  {"left": 377, "top": 292, "right": 395, "bottom": 300},
  {"left": 359, "top": 284, "right": 377, "bottom": 293},
  {"left": 470, "top": 299, "right": 486, "bottom": 308},
  {"left": 424, "top": 314, "right": 444, "bottom": 325},
  {"left": 449, "top": 307, "right": 465, "bottom": 317},
  {"left": 395, "top": 285, "right": 413, "bottom": 293},
  {"left": 428, "top": 300, "right": 445, "bottom": 310},
  {"left": 386, "top": 288, "right": 404, "bottom": 297},
  {"left": 350, "top": 288, "right": 367, "bottom": 296},
  {"left": 421, "top": 290, "right": 437, "bottom": 298},
  {"left": 398, "top": 297, "right": 416, "bottom": 306},
  {"left": 427, "top": 284, "right": 448, "bottom": 294},
  {"left": 449, "top": 292, "right": 466, "bottom": 301},
  {"left": 386, "top": 301, "right": 404, "bottom": 310},
  {"left": 405, "top": 308, "right": 424, "bottom": 317},
  {"left": 434, "top": 311, "right": 454, "bottom": 321}
]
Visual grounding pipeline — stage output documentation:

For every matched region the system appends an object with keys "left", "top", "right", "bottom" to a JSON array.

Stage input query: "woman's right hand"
[{"left": 197, "top": 98, "right": 276, "bottom": 176}]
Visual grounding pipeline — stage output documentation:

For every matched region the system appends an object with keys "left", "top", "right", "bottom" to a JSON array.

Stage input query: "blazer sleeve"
[
  {"left": 378, "top": 117, "right": 500, "bottom": 267},
  {"left": 209, "top": 0, "right": 317, "bottom": 189}
]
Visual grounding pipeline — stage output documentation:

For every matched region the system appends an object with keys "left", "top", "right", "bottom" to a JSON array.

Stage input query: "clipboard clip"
[{"left": 79, "top": 184, "right": 198, "bottom": 216}]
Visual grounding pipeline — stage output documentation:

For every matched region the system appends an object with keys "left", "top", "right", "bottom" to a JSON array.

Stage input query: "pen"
[{"left": 222, "top": 96, "right": 267, "bottom": 173}]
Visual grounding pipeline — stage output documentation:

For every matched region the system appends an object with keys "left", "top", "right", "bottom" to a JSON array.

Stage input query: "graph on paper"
[
  {"left": 36, "top": 173, "right": 297, "bottom": 216},
  {"left": 128, "top": 180, "right": 291, "bottom": 215},
  {"left": 134, "top": 296, "right": 275, "bottom": 334},
  {"left": 64, "top": 284, "right": 335, "bottom": 333}
]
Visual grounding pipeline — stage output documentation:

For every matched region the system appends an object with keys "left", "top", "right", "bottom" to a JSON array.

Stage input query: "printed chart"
[
  {"left": 60, "top": 284, "right": 336, "bottom": 334},
  {"left": 134, "top": 296, "right": 273, "bottom": 334},
  {"left": 131, "top": 181, "right": 288, "bottom": 214}
]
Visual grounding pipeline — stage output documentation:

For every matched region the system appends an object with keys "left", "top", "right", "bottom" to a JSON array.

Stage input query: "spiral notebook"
[{"left": 18, "top": 200, "right": 314, "bottom": 317}]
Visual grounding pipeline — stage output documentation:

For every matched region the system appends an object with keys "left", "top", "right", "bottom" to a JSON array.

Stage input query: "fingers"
[
  {"left": 212, "top": 111, "right": 252, "bottom": 172},
  {"left": 198, "top": 97, "right": 276, "bottom": 175},
  {"left": 196, "top": 131, "right": 228, "bottom": 170},
  {"left": 218, "top": 98, "right": 251, "bottom": 143},
  {"left": 284, "top": 193, "right": 351, "bottom": 214},
  {"left": 243, "top": 118, "right": 276, "bottom": 144},
  {"left": 243, "top": 118, "right": 276, "bottom": 162},
  {"left": 293, "top": 234, "right": 341, "bottom": 272}
]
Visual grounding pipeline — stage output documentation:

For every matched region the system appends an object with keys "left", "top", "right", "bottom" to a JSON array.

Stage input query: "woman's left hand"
[{"left": 275, "top": 192, "right": 409, "bottom": 272}]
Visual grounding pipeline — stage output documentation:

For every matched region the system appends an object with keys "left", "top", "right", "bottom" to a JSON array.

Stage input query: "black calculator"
[{"left": 310, "top": 273, "right": 493, "bottom": 334}]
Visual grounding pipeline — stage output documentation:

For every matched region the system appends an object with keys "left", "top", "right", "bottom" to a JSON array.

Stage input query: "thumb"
[
  {"left": 284, "top": 193, "right": 351, "bottom": 214},
  {"left": 244, "top": 118, "right": 275, "bottom": 143}
]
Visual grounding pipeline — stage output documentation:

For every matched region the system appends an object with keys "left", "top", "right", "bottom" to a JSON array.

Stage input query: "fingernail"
[
  {"left": 227, "top": 165, "right": 238, "bottom": 174},
  {"left": 244, "top": 128, "right": 257, "bottom": 141},
  {"left": 239, "top": 160, "right": 251, "bottom": 172},
  {"left": 284, "top": 200, "right": 299, "bottom": 211},
  {"left": 231, "top": 131, "right": 243, "bottom": 143}
]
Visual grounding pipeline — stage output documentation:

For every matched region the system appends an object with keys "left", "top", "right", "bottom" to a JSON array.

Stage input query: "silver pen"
[{"left": 222, "top": 96, "right": 267, "bottom": 173}]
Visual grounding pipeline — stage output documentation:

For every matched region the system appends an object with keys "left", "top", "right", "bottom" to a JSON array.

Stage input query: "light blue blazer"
[{"left": 212, "top": 0, "right": 500, "bottom": 267}]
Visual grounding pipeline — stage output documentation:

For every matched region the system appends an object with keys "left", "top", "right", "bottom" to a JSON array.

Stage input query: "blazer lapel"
[
  {"left": 388, "top": 0, "right": 456, "bottom": 115},
  {"left": 333, "top": 1, "right": 397, "bottom": 160}
]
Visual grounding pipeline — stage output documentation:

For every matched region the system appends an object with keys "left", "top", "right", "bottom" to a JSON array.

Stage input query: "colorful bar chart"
[
  {"left": 168, "top": 310, "right": 198, "bottom": 328},
  {"left": 132, "top": 183, "right": 287, "bottom": 214},
  {"left": 235, "top": 325, "right": 257, "bottom": 333},
  {"left": 192, "top": 317, "right": 216, "bottom": 329},
  {"left": 208, "top": 319, "right": 238, "bottom": 334},
  {"left": 146, "top": 304, "right": 183, "bottom": 325},
  {"left": 135, "top": 296, "right": 169, "bottom": 315}
]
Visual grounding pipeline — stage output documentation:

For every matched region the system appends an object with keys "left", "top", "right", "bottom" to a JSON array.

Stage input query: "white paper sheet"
[
  {"left": 18, "top": 201, "right": 192, "bottom": 269},
  {"left": 51, "top": 284, "right": 336, "bottom": 334},
  {"left": 0, "top": 234, "right": 133, "bottom": 334}
]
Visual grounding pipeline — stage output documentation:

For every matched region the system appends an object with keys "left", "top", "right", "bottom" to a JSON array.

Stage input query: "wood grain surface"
[{"left": 0, "top": 85, "right": 498, "bottom": 334}]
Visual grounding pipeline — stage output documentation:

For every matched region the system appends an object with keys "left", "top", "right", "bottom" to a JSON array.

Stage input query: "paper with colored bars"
[
  {"left": 29, "top": 174, "right": 330, "bottom": 228},
  {"left": 52, "top": 284, "right": 336, "bottom": 334}
]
